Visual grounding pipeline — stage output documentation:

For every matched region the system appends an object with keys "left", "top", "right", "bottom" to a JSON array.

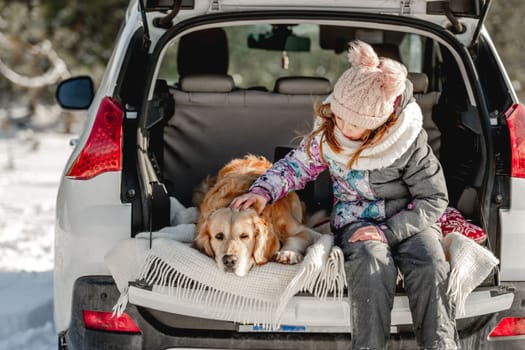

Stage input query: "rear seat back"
[
  {"left": 163, "top": 72, "right": 442, "bottom": 209},
  {"left": 163, "top": 76, "right": 330, "bottom": 206}
]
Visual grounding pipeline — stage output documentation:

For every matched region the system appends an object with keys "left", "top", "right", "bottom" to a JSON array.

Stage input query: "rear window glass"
[{"left": 157, "top": 23, "right": 427, "bottom": 91}]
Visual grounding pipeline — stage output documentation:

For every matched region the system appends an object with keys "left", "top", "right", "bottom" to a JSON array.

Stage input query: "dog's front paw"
[{"left": 275, "top": 250, "right": 303, "bottom": 264}]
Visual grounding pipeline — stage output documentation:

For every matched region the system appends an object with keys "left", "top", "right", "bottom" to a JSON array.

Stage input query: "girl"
[{"left": 230, "top": 41, "right": 458, "bottom": 349}]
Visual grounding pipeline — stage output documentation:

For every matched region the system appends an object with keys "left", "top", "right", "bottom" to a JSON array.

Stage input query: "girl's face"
[{"left": 334, "top": 115, "right": 368, "bottom": 141}]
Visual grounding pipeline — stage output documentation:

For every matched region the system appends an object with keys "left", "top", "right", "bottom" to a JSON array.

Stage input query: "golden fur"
[{"left": 193, "top": 155, "right": 320, "bottom": 276}]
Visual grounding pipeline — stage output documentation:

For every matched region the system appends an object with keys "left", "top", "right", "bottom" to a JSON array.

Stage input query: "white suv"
[{"left": 54, "top": 0, "right": 525, "bottom": 349}]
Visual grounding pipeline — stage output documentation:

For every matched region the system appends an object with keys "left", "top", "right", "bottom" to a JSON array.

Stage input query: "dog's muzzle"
[{"left": 222, "top": 254, "right": 238, "bottom": 271}]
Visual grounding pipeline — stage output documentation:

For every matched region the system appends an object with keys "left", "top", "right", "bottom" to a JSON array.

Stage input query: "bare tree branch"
[{"left": 0, "top": 34, "right": 70, "bottom": 88}]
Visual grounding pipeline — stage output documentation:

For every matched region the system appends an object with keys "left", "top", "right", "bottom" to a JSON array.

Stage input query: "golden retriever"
[{"left": 192, "top": 155, "right": 321, "bottom": 276}]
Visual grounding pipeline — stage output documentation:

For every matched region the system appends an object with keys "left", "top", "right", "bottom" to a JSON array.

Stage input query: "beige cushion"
[
  {"left": 415, "top": 91, "right": 441, "bottom": 157},
  {"left": 180, "top": 74, "right": 235, "bottom": 92},
  {"left": 408, "top": 72, "right": 429, "bottom": 94},
  {"left": 274, "top": 76, "right": 331, "bottom": 95}
]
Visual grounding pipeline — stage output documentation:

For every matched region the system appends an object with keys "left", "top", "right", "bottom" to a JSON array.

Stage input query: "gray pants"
[{"left": 335, "top": 222, "right": 458, "bottom": 350}]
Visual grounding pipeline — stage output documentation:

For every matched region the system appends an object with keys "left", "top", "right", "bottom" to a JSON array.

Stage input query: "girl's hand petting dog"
[{"left": 230, "top": 192, "right": 269, "bottom": 215}]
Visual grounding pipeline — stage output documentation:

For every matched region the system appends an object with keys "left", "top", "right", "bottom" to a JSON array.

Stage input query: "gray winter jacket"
[
  {"left": 370, "top": 130, "right": 448, "bottom": 246},
  {"left": 250, "top": 128, "right": 448, "bottom": 248}
]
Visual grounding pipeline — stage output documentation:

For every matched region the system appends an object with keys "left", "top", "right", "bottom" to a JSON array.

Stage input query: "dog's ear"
[
  {"left": 192, "top": 220, "right": 214, "bottom": 257},
  {"left": 252, "top": 216, "right": 279, "bottom": 265}
]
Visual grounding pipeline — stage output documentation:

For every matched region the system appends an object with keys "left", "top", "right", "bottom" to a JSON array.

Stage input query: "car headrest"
[
  {"left": 407, "top": 72, "right": 429, "bottom": 94},
  {"left": 179, "top": 74, "right": 235, "bottom": 93},
  {"left": 274, "top": 77, "right": 331, "bottom": 95},
  {"left": 372, "top": 43, "right": 402, "bottom": 62},
  {"left": 177, "top": 28, "right": 229, "bottom": 78}
]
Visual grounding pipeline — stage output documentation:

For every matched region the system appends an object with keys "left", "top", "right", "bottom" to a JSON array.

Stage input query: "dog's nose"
[{"left": 222, "top": 254, "right": 238, "bottom": 268}]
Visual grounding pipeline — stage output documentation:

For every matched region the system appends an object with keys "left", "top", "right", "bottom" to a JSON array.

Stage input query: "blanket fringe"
[
  {"left": 138, "top": 251, "right": 285, "bottom": 327},
  {"left": 113, "top": 235, "right": 346, "bottom": 328},
  {"left": 112, "top": 286, "right": 129, "bottom": 317}
]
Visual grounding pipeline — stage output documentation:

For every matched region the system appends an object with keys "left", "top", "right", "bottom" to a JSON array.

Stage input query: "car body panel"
[
  {"left": 54, "top": 6, "right": 142, "bottom": 332},
  {"left": 499, "top": 177, "right": 525, "bottom": 281},
  {"left": 54, "top": 172, "right": 131, "bottom": 332}
]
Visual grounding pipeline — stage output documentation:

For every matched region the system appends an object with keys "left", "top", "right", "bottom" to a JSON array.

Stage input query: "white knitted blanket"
[
  {"left": 105, "top": 197, "right": 498, "bottom": 325},
  {"left": 106, "top": 231, "right": 346, "bottom": 328},
  {"left": 442, "top": 232, "right": 499, "bottom": 316}
]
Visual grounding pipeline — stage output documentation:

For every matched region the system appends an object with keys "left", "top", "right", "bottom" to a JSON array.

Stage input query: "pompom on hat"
[{"left": 330, "top": 40, "right": 408, "bottom": 130}]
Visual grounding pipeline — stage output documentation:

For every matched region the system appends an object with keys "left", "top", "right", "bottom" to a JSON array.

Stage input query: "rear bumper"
[
  {"left": 61, "top": 276, "right": 525, "bottom": 350},
  {"left": 128, "top": 284, "right": 513, "bottom": 332},
  {"left": 460, "top": 281, "right": 525, "bottom": 349}
]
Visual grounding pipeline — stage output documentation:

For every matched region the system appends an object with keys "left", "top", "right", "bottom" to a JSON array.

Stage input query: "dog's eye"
[
  {"left": 215, "top": 233, "right": 224, "bottom": 240},
  {"left": 240, "top": 233, "right": 249, "bottom": 240}
]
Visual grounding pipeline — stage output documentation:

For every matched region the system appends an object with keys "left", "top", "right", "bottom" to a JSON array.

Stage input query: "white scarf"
[{"left": 318, "top": 101, "right": 423, "bottom": 171}]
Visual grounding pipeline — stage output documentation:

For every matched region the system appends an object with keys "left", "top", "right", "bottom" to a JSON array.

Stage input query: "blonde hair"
[{"left": 306, "top": 103, "right": 399, "bottom": 168}]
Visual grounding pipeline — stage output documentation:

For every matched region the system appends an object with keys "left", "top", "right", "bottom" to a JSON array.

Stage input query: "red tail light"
[
  {"left": 506, "top": 103, "right": 525, "bottom": 178},
  {"left": 83, "top": 310, "right": 141, "bottom": 334},
  {"left": 488, "top": 316, "right": 525, "bottom": 338},
  {"left": 67, "top": 97, "right": 123, "bottom": 180}
]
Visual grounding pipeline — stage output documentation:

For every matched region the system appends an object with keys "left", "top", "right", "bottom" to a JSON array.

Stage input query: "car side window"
[{"left": 399, "top": 33, "right": 424, "bottom": 73}]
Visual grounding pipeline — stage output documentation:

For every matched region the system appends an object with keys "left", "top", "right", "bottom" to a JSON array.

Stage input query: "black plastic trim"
[{"left": 114, "top": 28, "right": 150, "bottom": 234}]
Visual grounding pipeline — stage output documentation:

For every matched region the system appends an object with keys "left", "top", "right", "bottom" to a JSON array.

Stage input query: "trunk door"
[
  {"left": 215, "top": 0, "right": 490, "bottom": 46},
  {"left": 139, "top": 1, "right": 491, "bottom": 48},
  {"left": 142, "top": 0, "right": 195, "bottom": 11}
]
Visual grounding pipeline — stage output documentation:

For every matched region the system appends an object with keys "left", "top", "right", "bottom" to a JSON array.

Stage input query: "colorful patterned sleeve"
[{"left": 249, "top": 137, "right": 328, "bottom": 203}]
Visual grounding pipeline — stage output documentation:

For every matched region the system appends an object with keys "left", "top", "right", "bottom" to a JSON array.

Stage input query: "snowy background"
[{"left": 0, "top": 126, "right": 73, "bottom": 349}]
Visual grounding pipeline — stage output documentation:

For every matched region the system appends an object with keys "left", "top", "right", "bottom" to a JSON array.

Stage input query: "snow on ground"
[{"left": 0, "top": 131, "right": 73, "bottom": 350}]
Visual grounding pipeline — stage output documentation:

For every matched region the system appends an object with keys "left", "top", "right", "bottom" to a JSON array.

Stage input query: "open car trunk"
[{"left": 125, "top": 15, "right": 513, "bottom": 339}]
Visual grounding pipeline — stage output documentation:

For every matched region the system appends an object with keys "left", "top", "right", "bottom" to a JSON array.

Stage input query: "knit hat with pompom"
[{"left": 330, "top": 40, "right": 408, "bottom": 130}]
